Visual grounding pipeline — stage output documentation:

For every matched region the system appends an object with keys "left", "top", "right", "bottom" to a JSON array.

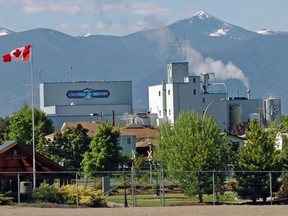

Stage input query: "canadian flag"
[{"left": 3, "top": 44, "right": 31, "bottom": 62}]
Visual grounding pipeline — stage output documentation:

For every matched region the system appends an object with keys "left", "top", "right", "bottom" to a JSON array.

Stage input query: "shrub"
[
  {"left": 32, "top": 183, "right": 63, "bottom": 203},
  {"left": 59, "top": 184, "right": 106, "bottom": 207},
  {"left": 0, "top": 194, "right": 14, "bottom": 205}
]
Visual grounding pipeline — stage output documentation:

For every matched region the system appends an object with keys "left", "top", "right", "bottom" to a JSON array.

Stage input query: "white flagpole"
[{"left": 30, "top": 44, "right": 36, "bottom": 189}]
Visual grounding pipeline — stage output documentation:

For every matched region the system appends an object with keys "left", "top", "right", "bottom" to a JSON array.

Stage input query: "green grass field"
[{"left": 106, "top": 191, "right": 237, "bottom": 207}]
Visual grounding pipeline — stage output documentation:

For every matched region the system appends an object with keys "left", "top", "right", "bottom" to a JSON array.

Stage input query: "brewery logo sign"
[{"left": 66, "top": 88, "right": 110, "bottom": 100}]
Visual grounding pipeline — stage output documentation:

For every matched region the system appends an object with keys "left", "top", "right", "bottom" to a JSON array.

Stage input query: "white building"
[
  {"left": 148, "top": 62, "right": 281, "bottom": 132},
  {"left": 40, "top": 81, "right": 133, "bottom": 130}
]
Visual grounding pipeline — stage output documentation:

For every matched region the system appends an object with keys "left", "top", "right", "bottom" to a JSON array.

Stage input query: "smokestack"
[{"left": 247, "top": 89, "right": 251, "bottom": 100}]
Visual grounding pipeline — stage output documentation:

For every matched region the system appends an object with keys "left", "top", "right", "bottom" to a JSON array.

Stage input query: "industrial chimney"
[{"left": 247, "top": 89, "right": 251, "bottom": 100}]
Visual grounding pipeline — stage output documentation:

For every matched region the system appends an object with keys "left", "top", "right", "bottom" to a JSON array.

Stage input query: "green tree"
[
  {"left": 81, "top": 123, "right": 122, "bottom": 177},
  {"left": 233, "top": 121, "right": 282, "bottom": 203},
  {"left": 46, "top": 124, "right": 91, "bottom": 169},
  {"left": 280, "top": 115, "right": 288, "bottom": 132},
  {"left": 155, "top": 111, "right": 230, "bottom": 202},
  {"left": 7, "top": 102, "right": 54, "bottom": 147},
  {"left": 0, "top": 117, "right": 10, "bottom": 144}
]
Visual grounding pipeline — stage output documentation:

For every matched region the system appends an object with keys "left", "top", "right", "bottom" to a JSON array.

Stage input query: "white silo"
[{"left": 263, "top": 97, "right": 281, "bottom": 126}]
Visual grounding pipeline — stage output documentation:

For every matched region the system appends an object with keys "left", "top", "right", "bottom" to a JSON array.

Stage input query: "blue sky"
[{"left": 1, "top": 0, "right": 288, "bottom": 36}]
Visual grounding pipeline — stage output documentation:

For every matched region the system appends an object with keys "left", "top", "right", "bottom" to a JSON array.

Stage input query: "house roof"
[
  {"left": 120, "top": 123, "right": 159, "bottom": 140},
  {"left": 223, "top": 132, "right": 247, "bottom": 141},
  {"left": 46, "top": 122, "right": 159, "bottom": 141},
  {"left": 0, "top": 140, "right": 73, "bottom": 180},
  {"left": 136, "top": 138, "right": 156, "bottom": 148},
  {"left": 62, "top": 121, "right": 101, "bottom": 137}
]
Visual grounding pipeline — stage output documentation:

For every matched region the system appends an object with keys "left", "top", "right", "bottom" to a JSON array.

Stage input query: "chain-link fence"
[{"left": 0, "top": 169, "right": 287, "bottom": 207}]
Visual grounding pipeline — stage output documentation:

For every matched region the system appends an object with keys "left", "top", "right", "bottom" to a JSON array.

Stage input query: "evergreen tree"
[
  {"left": 234, "top": 121, "right": 282, "bottom": 203},
  {"left": 81, "top": 123, "right": 122, "bottom": 177},
  {"left": 155, "top": 111, "right": 230, "bottom": 202},
  {"left": 280, "top": 115, "right": 288, "bottom": 132}
]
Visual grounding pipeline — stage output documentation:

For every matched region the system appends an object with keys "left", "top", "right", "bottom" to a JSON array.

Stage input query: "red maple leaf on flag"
[{"left": 13, "top": 49, "right": 22, "bottom": 58}]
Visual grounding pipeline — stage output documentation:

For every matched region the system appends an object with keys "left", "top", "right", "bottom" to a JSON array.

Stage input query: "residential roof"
[
  {"left": 120, "top": 123, "right": 159, "bottom": 140},
  {"left": 136, "top": 138, "right": 156, "bottom": 148},
  {"left": 0, "top": 140, "right": 73, "bottom": 180},
  {"left": 62, "top": 121, "right": 101, "bottom": 137},
  {"left": 46, "top": 122, "right": 159, "bottom": 141}
]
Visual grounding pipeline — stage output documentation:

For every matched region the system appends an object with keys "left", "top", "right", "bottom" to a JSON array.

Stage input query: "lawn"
[{"left": 105, "top": 191, "right": 237, "bottom": 207}]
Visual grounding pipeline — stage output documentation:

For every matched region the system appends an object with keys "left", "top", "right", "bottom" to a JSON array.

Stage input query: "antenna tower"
[{"left": 167, "top": 35, "right": 186, "bottom": 63}]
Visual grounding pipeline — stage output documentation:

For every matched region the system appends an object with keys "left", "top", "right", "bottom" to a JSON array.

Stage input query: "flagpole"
[{"left": 30, "top": 43, "right": 36, "bottom": 189}]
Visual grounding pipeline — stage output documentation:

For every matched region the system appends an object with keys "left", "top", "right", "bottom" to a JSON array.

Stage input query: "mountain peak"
[
  {"left": 194, "top": 11, "right": 211, "bottom": 19},
  {"left": 0, "top": 27, "right": 14, "bottom": 36}
]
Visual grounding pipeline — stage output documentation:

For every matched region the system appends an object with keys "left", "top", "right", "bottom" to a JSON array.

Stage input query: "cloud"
[
  {"left": 17, "top": 0, "right": 172, "bottom": 17},
  {"left": 87, "top": 1, "right": 171, "bottom": 16},
  {"left": 57, "top": 23, "right": 92, "bottom": 33},
  {"left": 186, "top": 44, "right": 250, "bottom": 89},
  {"left": 21, "top": 0, "right": 84, "bottom": 14},
  {"left": 136, "top": 16, "right": 167, "bottom": 30},
  {"left": 8, "top": 0, "right": 172, "bottom": 35}
]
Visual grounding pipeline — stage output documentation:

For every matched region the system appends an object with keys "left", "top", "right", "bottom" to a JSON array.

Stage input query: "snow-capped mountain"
[
  {"left": 256, "top": 28, "right": 288, "bottom": 35},
  {"left": 257, "top": 28, "right": 276, "bottom": 35},
  {"left": 0, "top": 27, "right": 14, "bottom": 36},
  {"left": 0, "top": 11, "right": 288, "bottom": 117},
  {"left": 170, "top": 11, "right": 259, "bottom": 41}
]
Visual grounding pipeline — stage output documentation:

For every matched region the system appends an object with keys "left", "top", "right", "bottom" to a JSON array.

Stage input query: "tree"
[
  {"left": 155, "top": 111, "right": 230, "bottom": 202},
  {"left": 233, "top": 121, "right": 282, "bottom": 203},
  {"left": 0, "top": 117, "right": 10, "bottom": 144},
  {"left": 46, "top": 124, "right": 91, "bottom": 169},
  {"left": 6, "top": 102, "right": 54, "bottom": 148},
  {"left": 81, "top": 123, "right": 122, "bottom": 177},
  {"left": 231, "top": 119, "right": 251, "bottom": 136},
  {"left": 280, "top": 115, "right": 288, "bottom": 132}
]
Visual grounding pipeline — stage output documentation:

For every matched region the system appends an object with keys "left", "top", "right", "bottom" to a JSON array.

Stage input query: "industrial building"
[
  {"left": 148, "top": 62, "right": 281, "bottom": 132},
  {"left": 40, "top": 81, "right": 133, "bottom": 130}
]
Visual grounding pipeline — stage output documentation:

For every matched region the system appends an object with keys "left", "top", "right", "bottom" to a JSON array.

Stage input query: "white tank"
[{"left": 263, "top": 97, "right": 281, "bottom": 126}]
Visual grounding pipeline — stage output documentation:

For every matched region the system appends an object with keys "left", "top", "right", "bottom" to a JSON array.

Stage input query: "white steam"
[{"left": 186, "top": 46, "right": 250, "bottom": 89}]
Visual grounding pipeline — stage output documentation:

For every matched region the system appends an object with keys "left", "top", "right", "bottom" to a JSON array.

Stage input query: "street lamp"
[
  {"left": 123, "top": 165, "right": 128, "bottom": 208},
  {"left": 118, "top": 164, "right": 128, "bottom": 207},
  {"left": 203, "top": 98, "right": 224, "bottom": 118}
]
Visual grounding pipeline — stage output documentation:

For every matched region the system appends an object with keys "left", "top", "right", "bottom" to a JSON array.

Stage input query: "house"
[
  {"left": 45, "top": 122, "right": 159, "bottom": 155},
  {"left": 0, "top": 140, "right": 73, "bottom": 192},
  {"left": 119, "top": 123, "right": 159, "bottom": 155},
  {"left": 225, "top": 133, "right": 246, "bottom": 150}
]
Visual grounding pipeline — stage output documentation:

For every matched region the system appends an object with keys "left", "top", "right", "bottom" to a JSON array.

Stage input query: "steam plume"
[{"left": 186, "top": 46, "right": 250, "bottom": 89}]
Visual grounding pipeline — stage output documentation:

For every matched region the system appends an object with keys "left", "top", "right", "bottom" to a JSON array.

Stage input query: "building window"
[
  {"left": 168, "top": 89, "right": 170, "bottom": 95},
  {"left": 193, "top": 89, "right": 196, "bottom": 95},
  {"left": 193, "top": 77, "right": 196, "bottom": 83},
  {"left": 159, "top": 91, "right": 161, "bottom": 96},
  {"left": 159, "top": 110, "right": 161, "bottom": 116},
  {"left": 203, "top": 97, "right": 205, "bottom": 103},
  {"left": 127, "top": 137, "right": 131, "bottom": 145}
]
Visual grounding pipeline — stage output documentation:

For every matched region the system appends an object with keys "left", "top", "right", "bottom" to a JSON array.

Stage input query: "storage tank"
[
  {"left": 263, "top": 97, "right": 281, "bottom": 126},
  {"left": 229, "top": 104, "right": 242, "bottom": 131}
]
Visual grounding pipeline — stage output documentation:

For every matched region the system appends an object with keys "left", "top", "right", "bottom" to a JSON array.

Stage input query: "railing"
[{"left": 0, "top": 170, "right": 287, "bottom": 207}]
